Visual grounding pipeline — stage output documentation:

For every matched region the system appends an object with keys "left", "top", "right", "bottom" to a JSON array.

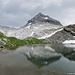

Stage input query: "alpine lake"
[{"left": 0, "top": 44, "right": 75, "bottom": 75}]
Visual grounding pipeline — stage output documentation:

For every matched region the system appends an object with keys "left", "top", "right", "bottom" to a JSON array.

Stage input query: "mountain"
[
  {"left": 0, "top": 13, "right": 62, "bottom": 39},
  {"left": 0, "top": 13, "right": 75, "bottom": 49},
  {"left": 22, "top": 13, "right": 62, "bottom": 39}
]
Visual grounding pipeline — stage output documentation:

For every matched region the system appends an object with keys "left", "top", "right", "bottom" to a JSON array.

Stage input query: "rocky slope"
[{"left": 44, "top": 24, "right": 75, "bottom": 44}]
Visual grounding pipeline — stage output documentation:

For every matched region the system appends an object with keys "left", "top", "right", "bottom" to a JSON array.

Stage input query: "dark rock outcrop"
[
  {"left": 25, "top": 13, "right": 62, "bottom": 27},
  {"left": 64, "top": 25, "right": 75, "bottom": 36}
]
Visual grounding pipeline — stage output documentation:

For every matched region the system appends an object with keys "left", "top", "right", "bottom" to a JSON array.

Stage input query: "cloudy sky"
[{"left": 0, "top": 0, "right": 75, "bottom": 27}]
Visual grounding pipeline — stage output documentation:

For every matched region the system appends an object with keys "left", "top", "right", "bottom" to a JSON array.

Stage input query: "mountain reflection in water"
[
  {"left": 22, "top": 52, "right": 61, "bottom": 68},
  {"left": 51, "top": 44, "right": 75, "bottom": 61},
  {"left": 0, "top": 44, "right": 75, "bottom": 75}
]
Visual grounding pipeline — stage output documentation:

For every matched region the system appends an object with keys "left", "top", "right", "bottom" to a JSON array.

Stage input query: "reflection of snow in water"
[
  {"left": 63, "top": 40, "right": 75, "bottom": 44},
  {"left": 63, "top": 40, "right": 75, "bottom": 48},
  {"left": 45, "top": 45, "right": 55, "bottom": 52},
  {"left": 63, "top": 44, "right": 75, "bottom": 48}
]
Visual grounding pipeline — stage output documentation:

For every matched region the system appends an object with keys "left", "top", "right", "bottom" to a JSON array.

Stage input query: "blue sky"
[{"left": 0, "top": 0, "right": 75, "bottom": 27}]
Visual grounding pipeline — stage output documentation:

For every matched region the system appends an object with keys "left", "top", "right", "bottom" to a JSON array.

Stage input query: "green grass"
[
  {"left": 0, "top": 32, "right": 45, "bottom": 50},
  {"left": 0, "top": 32, "right": 5, "bottom": 38},
  {"left": 5, "top": 37, "right": 45, "bottom": 50}
]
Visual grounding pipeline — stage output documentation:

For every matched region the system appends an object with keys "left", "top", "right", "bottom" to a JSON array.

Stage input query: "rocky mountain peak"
[
  {"left": 25, "top": 12, "right": 62, "bottom": 27},
  {"left": 34, "top": 12, "right": 48, "bottom": 19},
  {"left": 35, "top": 12, "right": 44, "bottom": 17}
]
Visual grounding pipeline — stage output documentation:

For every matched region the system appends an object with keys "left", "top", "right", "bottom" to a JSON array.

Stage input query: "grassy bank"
[{"left": 0, "top": 32, "right": 45, "bottom": 50}]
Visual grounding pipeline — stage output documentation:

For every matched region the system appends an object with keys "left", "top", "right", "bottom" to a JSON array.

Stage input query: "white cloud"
[
  {"left": 61, "top": 8, "right": 75, "bottom": 25},
  {"left": 41, "top": 0, "right": 62, "bottom": 8},
  {"left": 21, "top": 2, "right": 40, "bottom": 10},
  {"left": 0, "top": 0, "right": 75, "bottom": 27}
]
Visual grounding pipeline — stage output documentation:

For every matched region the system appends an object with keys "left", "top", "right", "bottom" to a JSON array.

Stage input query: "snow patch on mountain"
[
  {"left": 44, "top": 17, "right": 48, "bottom": 19},
  {"left": 38, "top": 28, "right": 63, "bottom": 39},
  {"left": 30, "top": 31, "right": 34, "bottom": 36},
  {"left": 63, "top": 40, "right": 75, "bottom": 44},
  {"left": 26, "top": 25, "right": 31, "bottom": 29}
]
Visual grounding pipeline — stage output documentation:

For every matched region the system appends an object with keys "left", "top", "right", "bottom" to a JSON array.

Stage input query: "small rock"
[{"left": 71, "top": 31, "right": 75, "bottom": 36}]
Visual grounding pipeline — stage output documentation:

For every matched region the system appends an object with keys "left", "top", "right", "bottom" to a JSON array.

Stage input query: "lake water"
[{"left": 0, "top": 44, "right": 75, "bottom": 75}]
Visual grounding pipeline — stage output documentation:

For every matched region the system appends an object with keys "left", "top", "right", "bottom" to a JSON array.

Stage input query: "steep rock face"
[
  {"left": 44, "top": 24, "right": 75, "bottom": 44},
  {"left": 25, "top": 13, "right": 62, "bottom": 27}
]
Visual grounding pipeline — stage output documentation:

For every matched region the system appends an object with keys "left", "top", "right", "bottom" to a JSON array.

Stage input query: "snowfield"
[{"left": 63, "top": 40, "right": 75, "bottom": 44}]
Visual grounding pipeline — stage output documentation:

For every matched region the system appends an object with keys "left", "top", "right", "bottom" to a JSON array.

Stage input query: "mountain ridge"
[{"left": 0, "top": 13, "right": 62, "bottom": 39}]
